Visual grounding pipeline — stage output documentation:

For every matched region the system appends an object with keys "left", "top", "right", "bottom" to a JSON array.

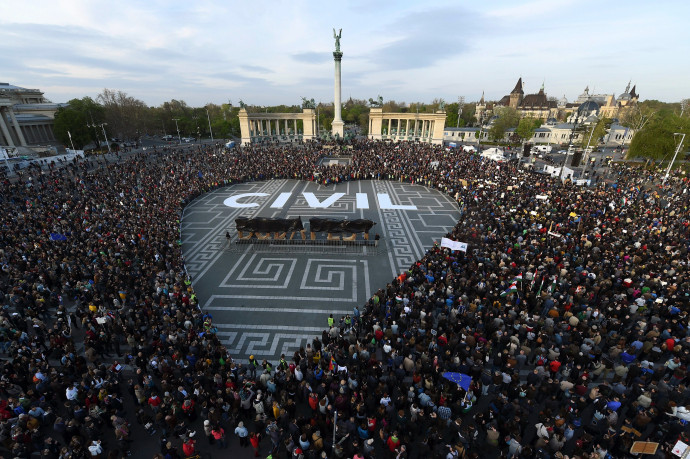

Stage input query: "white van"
[
  {"left": 480, "top": 147, "right": 506, "bottom": 162},
  {"left": 532, "top": 145, "right": 552, "bottom": 154}
]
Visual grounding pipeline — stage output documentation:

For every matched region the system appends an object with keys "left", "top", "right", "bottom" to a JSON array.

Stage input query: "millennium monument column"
[{"left": 331, "top": 28, "right": 344, "bottom": 138}]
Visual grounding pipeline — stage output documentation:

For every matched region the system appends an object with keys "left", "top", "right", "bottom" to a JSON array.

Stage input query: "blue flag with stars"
[{"left": 442, "top": 372, "right": 471, "bottom": 391}]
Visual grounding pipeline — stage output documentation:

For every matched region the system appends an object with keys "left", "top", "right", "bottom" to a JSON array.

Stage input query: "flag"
[
  {"left": 547, "top": 276, "right": 558, "bottom": 295},
  {"left": 441, "top": 372, "right": 471, "bottom": 391},
  {"left": 49, "top": 233, "right": 67, "bottom": 241},
  {"left": 329, "top": 356, "right": 337, "bottom": 372},
  {"left": 501, "top": 281, "right": 518, "bottom": 297},
  {"left": 536, "top": 276, "right": 546, "bottom": 295},
  {"left": 529, "top": 269, "right": 539, "bottom": 291}
]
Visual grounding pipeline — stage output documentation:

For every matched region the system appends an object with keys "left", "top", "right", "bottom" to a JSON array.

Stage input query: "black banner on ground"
[
  {"left": 309, "top": 218, "right": 375, "bottom": 233},
  {"left": 235, "top": 217, "right": 304, "bottom": 232}
]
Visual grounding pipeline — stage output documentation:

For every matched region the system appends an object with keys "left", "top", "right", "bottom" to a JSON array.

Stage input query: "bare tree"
[{"left": 97, "top": 89, "right": 149, "bottom": 140}]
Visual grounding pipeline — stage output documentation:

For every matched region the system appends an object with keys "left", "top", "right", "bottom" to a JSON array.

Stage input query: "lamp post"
[
  {"left": 561, "top": 118, "right": 580, "bottom": 181},
  {"left": 87, "top": 122, "right": 110, "bottom": 154},
  {"left": 172, "top": 119, "right": 181, "bottom": 145},
  {"left": 581, "top": 119, "right": 598, "bottom": 179},
  {"left": 87, "top": 123, "right": 101, "bottom": 151},
  {"left": 457, "top": 96, "right": 465, "bottom": 128},
  {"left": 100, "top": 123, "right": 111, "bottom": 154},
  {"left": 663, "top": 133, "right": 686, "bottom": 185},
  {"left": 67, "top": 130, "right": 75, "bottom": 153},
  {"left": 206, "top": 109, "right": 214, "bottom": 142}
]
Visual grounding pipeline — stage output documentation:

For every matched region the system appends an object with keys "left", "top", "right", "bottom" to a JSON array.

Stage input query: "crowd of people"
[{"left": 0, "top": 139, "right": 688, "bottom": 459}]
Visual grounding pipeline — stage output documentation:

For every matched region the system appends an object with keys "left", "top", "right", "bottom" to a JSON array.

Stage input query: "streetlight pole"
[
  {"left": 332, "top": 410, "right": 338, "bottom": 456},
  {"left": 457, "top": 96, "right": 464, "bottom": 128},
  {"left": 87, "top": 123, "right": 101, "bottom": 151},
  {"left": 87, "top": 122, "right": 110, "bottom": 154},
  {"left": 206, "top": 109, "right": 214, "bottom": 142},
  {"left": 581, "top": 119, "right": 598, "bottom": 180},
  {"left": 561, "top": 118, "right": 579, "bottom": 181},
  {"left": 67, "top": 131, "right": 75, "bottom": 152},
  {"left": 663, "top": 133, "right": 686, "bottom": 185},
  {"left": 172, "top": 119, "right": 181, "bottom": 145},
  {"left": 100, "top": 123, "right": 111, "bottom": 154}
]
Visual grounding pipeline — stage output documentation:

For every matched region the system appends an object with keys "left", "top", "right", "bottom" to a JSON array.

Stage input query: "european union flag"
[
  {"left": 49, "top": 233, "right": 67, "bottom": 242},
  {"left": 442, "top": 372, "right": 471, "bottom": 391}
]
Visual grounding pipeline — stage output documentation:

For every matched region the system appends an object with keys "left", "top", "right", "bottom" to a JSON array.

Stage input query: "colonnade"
[
  {"left": 0, "top": 106, "right": 28, "bottom": 147},
  {"left": 367, "top": 107, "right": 447, "bottom": 145},
  {"left": 0, "top": 105, "right": 56, "bottom": 147},
  {"left": 238, "top": 108, "right": 317, "bottom": 145},
  {"left": 248, "top": 118, "right": 305, "bottom": 138}
]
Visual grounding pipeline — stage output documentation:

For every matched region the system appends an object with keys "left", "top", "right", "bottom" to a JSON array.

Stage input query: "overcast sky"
[{"left": 2, "top": 0, "right": 688, "bottom": 107}]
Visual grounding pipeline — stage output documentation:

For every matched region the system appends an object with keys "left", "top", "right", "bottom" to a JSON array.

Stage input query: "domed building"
[
  {"left": 568, "top": 99, "right": 600, "bottom": 124},
  {"left": 598, "top": 81, "right": 639, "bottom": 119}
]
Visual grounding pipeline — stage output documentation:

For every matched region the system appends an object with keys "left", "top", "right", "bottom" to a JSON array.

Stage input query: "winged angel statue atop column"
[{"left": 333, "top": 28, "right": 342, "bottom": 52}]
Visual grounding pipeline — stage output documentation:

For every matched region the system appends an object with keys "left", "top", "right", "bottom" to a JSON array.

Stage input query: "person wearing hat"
[{"left": 248, "top": 355, "right": 258, "bottom": 379}]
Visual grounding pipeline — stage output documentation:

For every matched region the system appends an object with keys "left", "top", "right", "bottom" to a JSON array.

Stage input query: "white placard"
[
  {"left": 672, "top": 440, "right": 687, "bottom": 457},
  {"left": 441, "top": 237, "right": 468, "bottom": 252}
]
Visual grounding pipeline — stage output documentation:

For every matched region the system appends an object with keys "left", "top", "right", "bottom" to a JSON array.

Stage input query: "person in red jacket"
[
  {"left": 147, "top": 393, "right": 162, "bottom": 413},
  {"left": 249, "top": 431, "right": 261, "bottom": 457},
  {"left": 182, "top": 438, "right": 195, "bottom": 457},
  {"left": 549, "top": 359, "right": 562, "bottom": 377},
  {"left": 386, "top": 431, "right": 401, "bottom": 453},
  {"left": 182, "top": 398, "right": 196, "bottom": 420},
  {"left": 308, "top": 392, "right": 318, "bottom": 412}
]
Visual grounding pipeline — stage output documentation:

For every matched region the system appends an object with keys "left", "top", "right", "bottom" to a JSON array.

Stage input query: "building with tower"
[
  {"left": 488, "top": 78, "right": 558, "bottom": 120},
  {"left": 598, "top": 81, "right": 639, "bottom": 119}
]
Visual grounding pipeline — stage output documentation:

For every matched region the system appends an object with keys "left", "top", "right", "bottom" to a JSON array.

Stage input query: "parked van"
[{"left": 532, "top": 145, "right": 552, "bottom": 154}]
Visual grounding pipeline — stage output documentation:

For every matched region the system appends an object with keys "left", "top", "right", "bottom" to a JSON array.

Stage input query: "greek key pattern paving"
[
  {"left": 182, "top": 180, "right": 289, "bottom": 278},
  {"left": 214, "top": 325, "right": 320, "bottom": 362},
  {"left": 182, "top": 180, "right": 460, "bottom": 363}
]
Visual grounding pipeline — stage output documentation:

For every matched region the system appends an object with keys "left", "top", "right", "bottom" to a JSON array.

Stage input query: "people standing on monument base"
[{"left": 0, "top": 139, "right": 688, "bottom": 458}]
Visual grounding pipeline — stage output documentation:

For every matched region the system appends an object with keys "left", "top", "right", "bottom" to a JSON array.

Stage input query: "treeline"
[{"left": 53, "top": 90, "right": 482, "bottom": 149}]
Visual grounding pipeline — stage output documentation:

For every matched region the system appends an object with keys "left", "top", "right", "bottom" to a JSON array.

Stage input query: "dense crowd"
[{"left": 0, "top": 140, "right": 689, "bottom": 459}]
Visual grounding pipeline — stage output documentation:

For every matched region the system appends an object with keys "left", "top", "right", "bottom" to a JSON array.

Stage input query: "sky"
[{"left": 1, "top": 0, "right": 689, "bottom": 108}]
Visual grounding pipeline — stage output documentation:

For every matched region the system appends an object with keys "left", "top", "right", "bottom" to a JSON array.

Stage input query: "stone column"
[
  {"left": 0, "top": 109, "right": 15, "bottom": 147},
  {"left": 405, "top": 120, "right": 409, "bottom": 139},
  {"left": 7, "top": 108, "right": 27, "bottom": 146},
  {"left": 331, "top": 51, "right": 344, "bottom": 138}
]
